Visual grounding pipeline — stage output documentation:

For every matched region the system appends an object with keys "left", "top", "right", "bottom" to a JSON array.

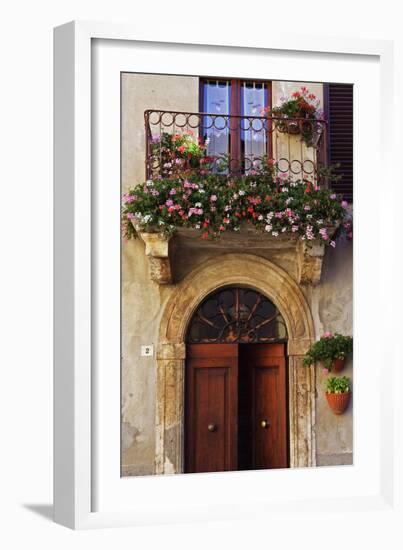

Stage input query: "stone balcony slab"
[{"left": 136, "top": 224, "right": 337, "bottom": 286}]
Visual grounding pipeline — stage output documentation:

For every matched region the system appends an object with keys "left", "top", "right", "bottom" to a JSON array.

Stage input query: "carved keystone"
[{"left": 139, "top": 232, "right": 173, "bottom": 284}]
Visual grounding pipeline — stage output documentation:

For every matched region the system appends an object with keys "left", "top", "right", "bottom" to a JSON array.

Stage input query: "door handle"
[
  {"left": 260, "top": 419, "right": 270, "bottom": 429},
  {"left": 207, "top": 423, "right": 217, "bottom": 432}
]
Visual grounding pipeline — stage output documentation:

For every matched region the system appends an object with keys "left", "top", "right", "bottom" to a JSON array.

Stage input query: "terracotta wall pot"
[
  {"left": 325, "top": 391, "right": 351, "bottom": 415},
  {"left": 331, "top": 358, "right": 346, "bottom": 373}
]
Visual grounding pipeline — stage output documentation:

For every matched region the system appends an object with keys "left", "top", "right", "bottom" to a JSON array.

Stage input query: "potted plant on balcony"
[
  {"left": 303, "top": 332, "right": 353, "bottom": 373},
  {"left": 149, "top": 131, "right": 209, "bottom": 178},
  {"left": 325, "top": 376, "right": 351, "bottom": 415},
  {"left": 262, "top": 86, "right": 324, "bottom": 147}
]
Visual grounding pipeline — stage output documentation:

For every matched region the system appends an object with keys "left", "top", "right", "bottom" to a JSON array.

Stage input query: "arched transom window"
[{"left": 186, "top": 287, "right": 287, "bottom": 344}]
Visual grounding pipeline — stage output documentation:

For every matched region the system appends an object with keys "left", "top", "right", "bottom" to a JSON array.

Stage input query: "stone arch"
[{"left": 155, "top": 254, "right": 316, "bottom": 474}]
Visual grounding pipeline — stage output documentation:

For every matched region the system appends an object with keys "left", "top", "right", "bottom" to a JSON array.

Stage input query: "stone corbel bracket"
[
  {"left": 137, "top": 228, "right": 330, "bottom": 286},
  {"left": 296, "top": 240, "right": 325, "bottom": 285},
  {"left": 139, "top": 232, "right": 173, "bottom": 284}
]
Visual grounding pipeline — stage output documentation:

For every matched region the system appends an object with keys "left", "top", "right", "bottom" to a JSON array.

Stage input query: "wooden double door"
[{"left": 185, "top": 343, "right": 288, "bottom": 473}]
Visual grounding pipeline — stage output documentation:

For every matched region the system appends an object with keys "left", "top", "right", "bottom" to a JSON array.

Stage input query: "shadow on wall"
[{"left": 23, "top": 503, "right": 53, "bottom": 522}]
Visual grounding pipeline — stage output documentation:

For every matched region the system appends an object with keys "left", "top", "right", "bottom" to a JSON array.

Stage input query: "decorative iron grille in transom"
[{"left": 186, "top": 287, "right": 287, "bottom": 344}]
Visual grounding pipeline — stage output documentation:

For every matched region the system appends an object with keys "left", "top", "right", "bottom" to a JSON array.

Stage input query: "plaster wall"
[{"left": 121, "top": 73, "right": 352, "bottom": 475}]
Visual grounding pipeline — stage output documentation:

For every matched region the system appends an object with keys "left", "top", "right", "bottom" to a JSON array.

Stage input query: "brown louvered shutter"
[{"left": 326, "top": 83, "right": 353, "bottom": 202}]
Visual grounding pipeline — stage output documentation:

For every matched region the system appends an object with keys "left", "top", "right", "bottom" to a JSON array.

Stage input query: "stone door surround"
[{"left": 155, "top": 254, "right": 316, "bottom": 474}]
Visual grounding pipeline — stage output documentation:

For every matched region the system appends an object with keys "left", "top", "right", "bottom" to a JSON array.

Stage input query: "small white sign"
[{"left": 141, "top": 345, "right": 154, "bottom": 357}]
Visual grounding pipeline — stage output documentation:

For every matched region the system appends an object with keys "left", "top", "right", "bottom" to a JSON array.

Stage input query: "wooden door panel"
[
  {"left": 185, "top": 344, "right": 238, "bottom": 473},
  {"left": 240, "top": 344, "right": 288, "bottom": 470},
  {"left": 253, "top": 365, "right": 287, "bottom": 469}
]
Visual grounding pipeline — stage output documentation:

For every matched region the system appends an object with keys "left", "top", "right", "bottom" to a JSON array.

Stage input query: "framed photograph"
[{"left": 54, "top": 21, "right": 396, "bottom": 529}]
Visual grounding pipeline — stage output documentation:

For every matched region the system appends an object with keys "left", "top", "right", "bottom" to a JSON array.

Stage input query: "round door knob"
[
  {"left": 208, "top": 423, "right": 217, "bottom": 432},
  {"left": 261, "top": 419, "right": 270, "bottom": 429}
]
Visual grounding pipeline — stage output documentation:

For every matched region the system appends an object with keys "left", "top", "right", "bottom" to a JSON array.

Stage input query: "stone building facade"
[{"left": 121, "top": 73, "right": 353, "bottom": 476}]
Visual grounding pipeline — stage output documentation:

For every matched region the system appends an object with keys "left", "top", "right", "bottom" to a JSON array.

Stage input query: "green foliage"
[
  {"left": 121, "top": 164, "right": 349, "bottom": 243},
  {"left": 262, "top": 86, "right": 324, "bottom": 147},
  {"left": 303, "top": 333, "right": 353, "bottom": 370},
  {"left": 325, "top": 376, "right": 351, "bottom": 394},
  {"left": 150, "top": 132, "right": 210, "bottom": 178}
]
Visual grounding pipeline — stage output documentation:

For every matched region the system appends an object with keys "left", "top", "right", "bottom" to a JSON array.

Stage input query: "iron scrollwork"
[{"left": 186, "top": 287, "right": 287, "bottom": 344}]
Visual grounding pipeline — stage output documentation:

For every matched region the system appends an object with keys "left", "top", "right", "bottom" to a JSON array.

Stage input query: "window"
[{"left": 200, "top": 79, "right": 272, "bottom": 173}]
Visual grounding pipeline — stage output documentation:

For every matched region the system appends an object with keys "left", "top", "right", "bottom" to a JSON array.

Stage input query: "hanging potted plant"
[
  {"left": 262, "top": 86, "right": 324, "bottom": 147},
  {"left": 325, "top": 376, "right": 351, "bottom": 415},
  {"left": 303, "top": 332, "right": 353, "bottom": 373}
]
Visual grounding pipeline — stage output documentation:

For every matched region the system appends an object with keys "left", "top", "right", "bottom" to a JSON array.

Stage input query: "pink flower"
[
  {"left": 165, "top": 199, "right": 174, "bottom": 207},
  {"left": 210, "top": 195, "right": 217, "bottom": 202},
  {"left": 323, "top": 331, "right": 333, "bottom": 338},
  {"left": 126, "top": 213, "right": 135, "bottom": 220},
  {"left": 322, "top": 368, "right": 329, "bottom": 375},
  {"left": 341, "top": 200, "right": 348, "bottom": 209},
  {"left": 169, "top": 188, "right": 177, "bottom": 195},
  {"left": 330, "top": 240, "right": 336, "bottom": 248},
  {"left": 123, "top": 193, "right": 137, "bottom": 204},
  {"left": 319, "top": 227, "right": 328, "bottom": 240}
]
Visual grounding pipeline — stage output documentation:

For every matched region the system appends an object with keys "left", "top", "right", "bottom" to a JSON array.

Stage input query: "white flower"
[
  {"left": 233, "top": 193, "right": 239, "bottom": 199},
  {"left": 272, "top": 231, "right": 279, "bottom": 237},
  {"left": 239, "top": 190, "right": 245, "bottom": 196},
  {"left": 306, "top": 214, "right": 312, "bottom": 219},
  {"left": 195, "top": 202, "right": 202, "bottom": 208},
  {"left": 143, "top": 214, "right": 152, "bottom": 223},
  {"left": 199, "top": 189, "right": 205, "bottom": 194},
  {"left": 258, "top": 214, "right": 263, "bottom": 221},
  {"left": 282, "top": 227, "right": 287, "bottom": 232},
  {"left": 195, "top": 223, "right": 201, "bottom": 229},
  {"left": 285, "top": 197, "right": 293, "bottom": 205},
  {"left": 158, "top": 220, "right": 165, "bottom": 226},
  {"left": 234, "top": 226, "right": 240, "bottom": 231},
  {"left": 265, "top": 224, "right": 273, "bottom": 232},
  {"left": 281, "top": 187, "right": 289, "bottom": 193}
]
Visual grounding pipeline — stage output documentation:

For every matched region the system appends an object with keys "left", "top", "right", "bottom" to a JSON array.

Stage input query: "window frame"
[{"left": 199, "top": 78, "right": 273, "bottom": 171}]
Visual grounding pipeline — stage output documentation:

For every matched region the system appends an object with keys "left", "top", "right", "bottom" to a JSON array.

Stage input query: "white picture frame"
[{"left": 54, "top": 21, "right": 398, "bottom": 530}]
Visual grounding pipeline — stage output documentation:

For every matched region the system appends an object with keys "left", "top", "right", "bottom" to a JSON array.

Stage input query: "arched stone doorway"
[
  {"left": 156, "top": 254, "right": 316, "bottom": 474},
  {"left": 185, "top": 286, "right": 288, "bottom": 473}
]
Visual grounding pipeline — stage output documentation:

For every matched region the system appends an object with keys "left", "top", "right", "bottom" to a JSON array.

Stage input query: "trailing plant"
[
  {"left": 303, "top": 333, "right": 353, "bottom": 371},
  {"left": 122, "top": 164, "right": 350, "bottom": 243},
  {"left": 325, "top": 376, "right": 351, "bottom": 394}
]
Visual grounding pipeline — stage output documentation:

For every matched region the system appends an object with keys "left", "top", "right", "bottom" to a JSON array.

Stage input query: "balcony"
[
  {"left": 144, "top": 109, "right": 328, "bottom": 183},
  {"left": 127, "top": 110, "right": 340, "bottom": 286}
]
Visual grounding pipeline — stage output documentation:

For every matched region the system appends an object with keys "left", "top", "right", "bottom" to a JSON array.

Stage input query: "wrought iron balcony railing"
[{"left": 144, "top": 109, "right": 328, "bottom": 182}]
